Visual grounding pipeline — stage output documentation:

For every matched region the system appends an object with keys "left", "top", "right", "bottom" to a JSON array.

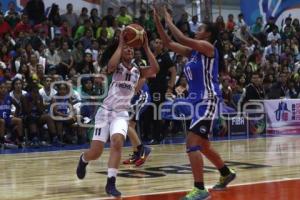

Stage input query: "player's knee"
[
  {"left": 13, "top": 117, "right": 22, "bottom": 125},
  {"left": 43, "top": 114, "right": 52, "bottom": 121},
  {"left": 110, "top": 135, "right": 124, "bottom": 151}
]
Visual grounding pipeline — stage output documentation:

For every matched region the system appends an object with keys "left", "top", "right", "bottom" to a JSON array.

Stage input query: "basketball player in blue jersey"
[
  {"left": 154, "top": 6, "right": 236, "bottom": 200},
  {"left": 0, "top": 79, "right": 23, "bottom": 148}
]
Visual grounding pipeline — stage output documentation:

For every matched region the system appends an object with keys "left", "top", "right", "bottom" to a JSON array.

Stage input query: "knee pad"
[{"left": 186, "top": 145, "right": 202, "bottom": 153}]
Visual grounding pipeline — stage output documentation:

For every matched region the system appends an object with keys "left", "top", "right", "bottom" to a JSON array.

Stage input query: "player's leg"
[
  {"left": 201, "top": 137, "right": 236, "bottom": 190},
  {"left": 182, "top": 99, "right": 232, "bottom": 200},
  {"left": 0, "top": 118, "right": 5, "bottom": 147},
  {"left": 40, "top": 114, "right": 59, "bottom": 144},
  {"left": 11, "top": 117, "right": 23, "bottom": 146},
  {"left": 123, "top": 120, "right": 151, "bottom": 166},
  {"left": 123, "top": 120, "right": 140, "bottom": 164},
  {"left": 105, "top": 116, "right": 128, "bottom": 197},
  {"left": 128, "top": 120, "right": 140, "bottom": 151},
  {"left": 199, "top": 102, "right": 236, "bottom": 190},
  {"left": 28, "top": 119, "right": 40, "bottom": 148},
  {"left": 76, "top": 125, "right": 107, "bottom": 179},
  {"left": 107, "top": 133, "right": 124, "bottom": 195},
  {"left": 183, "top": 131, "right": 210, "bottom": 200},
  {"left": 77, "top": 107, "right": 110, "bottom": 179},
  {"left": 54, "top": 121, "right": 64, "bottom": 145}
]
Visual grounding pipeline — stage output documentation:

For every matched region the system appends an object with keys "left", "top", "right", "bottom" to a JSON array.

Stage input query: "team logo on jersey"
[
  {"left": 199, "top": 125, "right": 207, "bottom": 134},
  {"left": 186, "top": 53, "right": 199, "bottom": 67},
  {"left": 116, "top": 67, "right": 124, "bottom": 74}
]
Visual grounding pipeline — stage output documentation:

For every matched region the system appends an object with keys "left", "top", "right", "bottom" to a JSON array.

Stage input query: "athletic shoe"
[
  {"left": 181, "top": 187, "right": 210, "bottom": 200},
  {"left": 123, "top": 151, "right": 139, "bottom": 164},
  {"left": 135, "top": 146, "right": 151, "bottom": 167},
  {"left": 4, "top": 138, "right": 18, "bottom": 149},
  {"left": 105, "top": 177, "right": 121, "bottom": 197},
  {"left": 212, "top": 168, "right": 236, "bottom": 190},
  {"left": 30, "top": 137, "right": 40, "bottom": 148},
  {"left": 76, "top": 153, "right": 88, "bottom": 179},
  {"left": 40, "top": 141, "right": 51, "bottom": 147}
]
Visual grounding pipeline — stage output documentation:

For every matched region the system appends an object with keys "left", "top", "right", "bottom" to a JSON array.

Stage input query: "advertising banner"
[
  {"left": 240, "top": 0, "right": 300, "bottom": 25},
  {"left": 264, "top": 99, "right": 300, "bottom": 135}
]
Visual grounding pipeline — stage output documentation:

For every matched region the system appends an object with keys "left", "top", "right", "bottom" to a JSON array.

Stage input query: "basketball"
[{"left": 123, "top": 24, "right": 145, "bottom": 48}]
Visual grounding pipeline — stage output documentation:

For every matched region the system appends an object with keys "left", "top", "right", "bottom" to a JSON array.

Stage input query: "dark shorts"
[{"left": 130, "top": 90, "right": 151, "bottom": 122}]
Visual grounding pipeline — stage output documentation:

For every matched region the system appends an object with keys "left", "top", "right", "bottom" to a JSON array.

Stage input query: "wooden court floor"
[{"left": 1, "top": 135, "right": 300, "bottom": 200}]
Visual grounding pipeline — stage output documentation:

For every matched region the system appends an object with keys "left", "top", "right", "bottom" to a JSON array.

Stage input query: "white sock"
[
  {"left": 81, "top": 153, "right": 88, "bottom": 163},
  {"left": 108, "top": 168, "right": 118, "bottom": 178}
]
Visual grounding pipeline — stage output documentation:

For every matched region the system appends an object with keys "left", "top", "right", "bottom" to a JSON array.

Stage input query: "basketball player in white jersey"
[{"left": 76, "top": 32, "right": 159, "bottom": 197}]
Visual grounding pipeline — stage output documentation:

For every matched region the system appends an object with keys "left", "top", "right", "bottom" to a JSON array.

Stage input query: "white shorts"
[{"left": 92, "top": 107, "right": 129, "bottom": 143}]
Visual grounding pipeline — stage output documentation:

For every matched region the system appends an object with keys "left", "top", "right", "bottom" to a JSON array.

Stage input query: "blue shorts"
[
  {"left": 188, "top": 98, "right": 220, "bottom": 138},
  {"left": 162, "top": 97, "right": 220, "bottom": 138}
]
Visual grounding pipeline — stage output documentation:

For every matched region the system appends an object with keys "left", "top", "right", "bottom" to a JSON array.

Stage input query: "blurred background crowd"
[{"left": 0, "top": 0, "right": 300, "bottom": 148}]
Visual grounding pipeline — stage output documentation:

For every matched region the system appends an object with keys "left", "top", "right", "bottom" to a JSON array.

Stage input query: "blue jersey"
[
  {"left": 55, "top": 98, "right": 70, "bottom": 115},
  {"left": 0, "top": 95, "right": 13, "bottom": 120},
  {"left": 183, "top": 48, "right": 222, "bottom": 103}
]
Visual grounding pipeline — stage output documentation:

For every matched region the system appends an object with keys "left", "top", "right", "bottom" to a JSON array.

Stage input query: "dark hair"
[
  {"left": 204, "top": 22, "right": 225, "bottom": 73},
  {"left": 11, "top": 78, "right": 22, "bottom": 91},
  {"left": 251, "top": 71, "right": 261, "bottom": 77},
  {"left": 82, "top": 7, "right": 88, "bottom": 12},
  {"left": 90, "top": 8, "right": 98, "bottom": 16},
  {"left": 81, "top": 77, "right": 94, "bottom": 92}
]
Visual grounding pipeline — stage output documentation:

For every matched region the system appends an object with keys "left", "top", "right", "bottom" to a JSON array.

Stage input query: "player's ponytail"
[{"left": 204, "top": 22, "right": 225, "bottom": 74}]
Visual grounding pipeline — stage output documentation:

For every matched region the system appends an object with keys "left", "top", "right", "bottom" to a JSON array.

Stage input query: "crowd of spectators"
[{"left": 0, "top": 0, "right": 300, "bottom": 148}]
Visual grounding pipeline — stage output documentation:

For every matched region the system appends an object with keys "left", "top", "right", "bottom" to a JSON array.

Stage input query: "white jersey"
[
  {"left": 39, "top": 88, "right": 57, "bottom": 105},
  {"left": 102, "top": 63, "right": 140, "bottom": 111}
]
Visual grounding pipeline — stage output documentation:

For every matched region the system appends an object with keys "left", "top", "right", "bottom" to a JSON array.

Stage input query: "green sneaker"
[
  {"left": 181, "top": 187, "right": 210, "bottom": 200},
  {"left": 212, "top": 168, "right": 236, "bottom": 190}
]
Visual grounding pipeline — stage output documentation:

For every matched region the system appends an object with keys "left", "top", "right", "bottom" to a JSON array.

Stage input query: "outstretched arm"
[
  {"left": 153, "top": 7, "right": 192, "bottom": 57},
  {"left": 163, "top": 7, "right": 214, "bottom": 57},
  {"left": 140, "top": 33, "right": 160, "bottom": 78},
  {"left": 107, "top": 32, "right": 124, "bottom": 74}
]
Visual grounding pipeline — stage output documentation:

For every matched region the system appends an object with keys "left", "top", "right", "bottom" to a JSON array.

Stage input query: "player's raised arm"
[
  {"left": 162, "top": 7, "right": 214, "bottom": 58},
  {"left": 153, "top": 6, "right": 192, "bottom": 57},
  {"left": 107, "top": 32, "right": 124, "bottom": 73},
  {"left": 140, "top": 33, "right": 159, "bottom": 78}
]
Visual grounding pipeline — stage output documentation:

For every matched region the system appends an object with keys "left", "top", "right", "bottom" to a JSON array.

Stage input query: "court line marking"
[
  {"left": 1, "top": 135, "right": 300, "bottom": 160},
  {"left": 91, "top": 177, "right": 300, "bottom": 200},
  {"left": 2, "top": 151, "right": 300, "bottom": 162},
  {"left": 1, "top": 134, "right": 297, "bottom": 157}
]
